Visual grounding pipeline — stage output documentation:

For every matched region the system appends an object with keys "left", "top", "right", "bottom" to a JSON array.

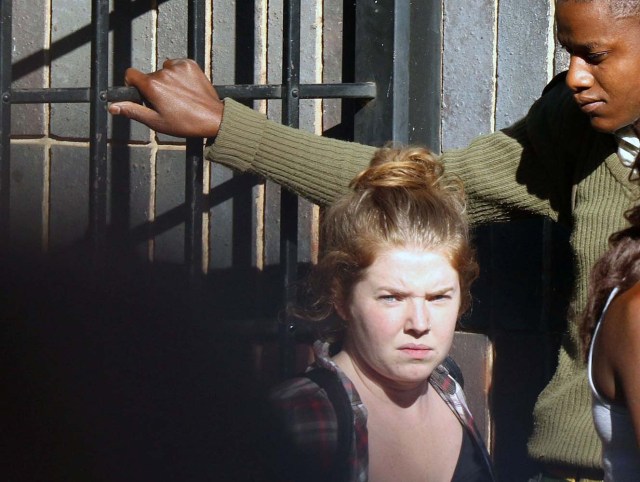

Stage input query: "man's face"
[{"left": 556, "top": 1, "right": 640, "bottom": 133}]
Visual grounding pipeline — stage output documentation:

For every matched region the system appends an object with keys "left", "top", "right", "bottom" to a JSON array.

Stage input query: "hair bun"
[{"left": 349, "top": 146, "right": 445, "bottom": 192}]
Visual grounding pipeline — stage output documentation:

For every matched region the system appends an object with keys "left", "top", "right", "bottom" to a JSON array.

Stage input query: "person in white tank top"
[{"left": 581, "top": 204, "right": 640, "bottom": 482}]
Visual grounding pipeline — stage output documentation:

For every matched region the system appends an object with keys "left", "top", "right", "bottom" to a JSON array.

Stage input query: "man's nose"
[{"left": 566, "top": 55, "right": 594, "bottom": 92}]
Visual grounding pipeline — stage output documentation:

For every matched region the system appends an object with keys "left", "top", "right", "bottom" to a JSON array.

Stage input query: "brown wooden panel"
[{"left": 450, "top": 331, "right": 493, "bottom": 449}]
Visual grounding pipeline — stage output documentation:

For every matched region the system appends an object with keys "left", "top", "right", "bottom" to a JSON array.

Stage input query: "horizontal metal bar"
[
  {"left": 10, "top": 88, "right": 91, "bottom": 103},
  {"left": 9, "top": 82, "right": 376, "bottom": 104}
]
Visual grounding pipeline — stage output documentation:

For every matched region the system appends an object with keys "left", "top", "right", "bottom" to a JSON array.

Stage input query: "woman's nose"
[{"left": 405, "top": 299, "right": 431, "bottom": 334}]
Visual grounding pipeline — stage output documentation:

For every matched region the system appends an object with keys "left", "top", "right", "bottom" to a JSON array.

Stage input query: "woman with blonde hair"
[{"left": 270, "top": 146, "right": 494, "bottom": 481}]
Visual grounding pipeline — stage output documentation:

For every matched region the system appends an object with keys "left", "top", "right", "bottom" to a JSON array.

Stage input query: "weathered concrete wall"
[{"left": 442, "top": 0, "right": 562, "bottom": 148}]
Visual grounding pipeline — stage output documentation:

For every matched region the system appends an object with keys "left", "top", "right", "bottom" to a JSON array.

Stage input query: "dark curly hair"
[{"left": 580, "top": 204, "right": 640, "bottom": 359}]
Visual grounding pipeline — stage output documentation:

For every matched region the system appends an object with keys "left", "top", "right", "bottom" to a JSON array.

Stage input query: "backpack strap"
[
  {"left": 442, "top": 355, "right": 464, "bottom": 388},
  {"left": 304, "top": 367, "right": 353, "bottom": 481},
  {"left": 303, "top": 358, "right": 460, "bottom": 480}
]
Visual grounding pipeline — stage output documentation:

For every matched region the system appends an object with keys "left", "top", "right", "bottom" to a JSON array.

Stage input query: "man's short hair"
[
  {"left": 557, "top": 0, "right": 640, "bottom": 18},
  {"left": 611, "top": 0, "right": 640, "bottom": 17}
]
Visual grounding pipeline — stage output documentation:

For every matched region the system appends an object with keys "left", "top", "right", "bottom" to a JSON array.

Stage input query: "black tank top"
[{"left": 451, "top": 429, "right": 493, "bottom": 481}]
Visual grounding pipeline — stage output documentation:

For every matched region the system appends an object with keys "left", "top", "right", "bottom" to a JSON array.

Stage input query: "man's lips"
[{"left": 576, "top": 97, "right": 604, "bottom": 114}]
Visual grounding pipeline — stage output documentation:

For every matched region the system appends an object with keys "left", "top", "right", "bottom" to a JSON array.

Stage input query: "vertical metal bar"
[
  {"left": 392, "top": 0, "right": 410, "bottom": 144},
  {"left": 388, "top": 0, "right": 443, "bottom": 145},
  {"left": 407, "top": 1, "right": 441, "bottom": 151},
  {"left": 279, "top": 0, "right": 301, "bottom": 378},
  {"left": 0, "top": 0, "right": 12, "bottom": 251},
  {"left": 353, "top": 0, "right": 442, "bottom": 149},
  {"left": 282, "top": 0, "right": 301, "bottom": 128},
  {"left": 89, "top": 0, "right": 110, "bottom": 251},
  {"left": 185, "top": 0, "right": 206, "bottom": 275},
  {"left": 353, "top": 0, "right": 395, "bottom": 145}
]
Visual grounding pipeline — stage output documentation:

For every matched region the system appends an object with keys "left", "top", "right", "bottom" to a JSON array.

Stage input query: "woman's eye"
[
  {"left": 430, "top": 294, "right": 451, "bottom": 302},
  {"left": 379, "top": 294, "right": 400, "bottom": 302}
]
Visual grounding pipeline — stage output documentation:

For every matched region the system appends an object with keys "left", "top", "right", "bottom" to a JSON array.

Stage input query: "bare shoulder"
[
  {"left": 606, "top": 282, "right": 640, "bottom": 367},
  {"left": 610, "top": 282, "right": 640, "bottom": 329}
]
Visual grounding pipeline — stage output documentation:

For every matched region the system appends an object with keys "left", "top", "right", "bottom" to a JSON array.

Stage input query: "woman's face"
[{"left": 339, "top": 247, "right": 461, "bottom": 390}]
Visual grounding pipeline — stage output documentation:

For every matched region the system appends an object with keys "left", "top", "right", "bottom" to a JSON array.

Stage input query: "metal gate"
[{"left": 0, "top": 0, "right": 444, "bottom": 378}]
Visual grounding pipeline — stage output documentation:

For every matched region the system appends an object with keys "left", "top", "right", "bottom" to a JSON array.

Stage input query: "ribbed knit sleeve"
[
  {"left": 442, "top": 76, "right": 595, "bottom": 227},
  {"left": 206, "top": 98, "right": 377, "bottom": 207},
  {"left": 209, "top": 96, "right": 566, "bottom": 225},
  {"left": 442, "top": 120, "right": 553, "bottom": 224}
]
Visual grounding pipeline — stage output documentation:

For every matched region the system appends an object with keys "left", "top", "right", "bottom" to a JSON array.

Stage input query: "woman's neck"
[{"left": 332, "top": 348, "right": 430, "bottom": 409}]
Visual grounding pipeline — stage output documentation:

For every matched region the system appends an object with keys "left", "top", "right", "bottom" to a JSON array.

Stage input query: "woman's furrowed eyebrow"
[{"left": 375, "top": 285, "right": 455, "bottom": 295}]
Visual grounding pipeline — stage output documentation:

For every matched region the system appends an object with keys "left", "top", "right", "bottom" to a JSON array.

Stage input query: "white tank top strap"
[
  {"left": 587, "top": 286, "right": 618, "bottom": 400},
  {"left": 587, "top": 286, "right": 620, "bottom": 401}
]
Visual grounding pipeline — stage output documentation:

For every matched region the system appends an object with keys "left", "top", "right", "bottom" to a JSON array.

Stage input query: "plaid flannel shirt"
[{"left": 270, "top": 341, "right": 495, "bottom": 481}]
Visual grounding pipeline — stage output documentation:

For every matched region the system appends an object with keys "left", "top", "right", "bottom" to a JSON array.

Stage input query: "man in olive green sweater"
[{"left": 110, "top": 1, "right": 640, "bottom": 480}]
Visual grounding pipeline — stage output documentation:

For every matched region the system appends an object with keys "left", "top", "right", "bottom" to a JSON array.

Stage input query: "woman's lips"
[{"left": 399, "top": 344, "right": 433, "bottom": 359}]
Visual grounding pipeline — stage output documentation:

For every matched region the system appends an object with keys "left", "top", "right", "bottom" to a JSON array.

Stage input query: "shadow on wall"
[{"left": 0, "top": 249, "right": 288, "bottom": 482}]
